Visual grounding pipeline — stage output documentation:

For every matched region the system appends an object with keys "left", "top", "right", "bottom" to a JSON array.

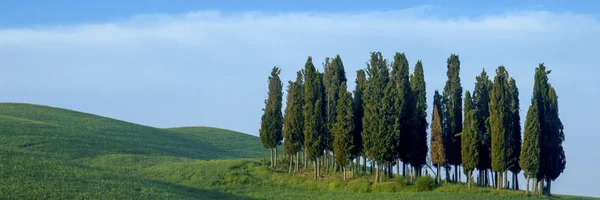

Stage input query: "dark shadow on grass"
[{"left": 147, "top": 180, "right": 257, "bottom": 200}]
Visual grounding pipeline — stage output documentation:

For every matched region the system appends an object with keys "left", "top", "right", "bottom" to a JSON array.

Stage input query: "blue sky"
[
  {"left": 1, "top": 0, "right": 599, "bottom": 27},
  {"left": 1, "top": 0, "right": 599, "bottom": 197}
]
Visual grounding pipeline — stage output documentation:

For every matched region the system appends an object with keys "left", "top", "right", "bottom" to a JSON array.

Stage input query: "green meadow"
[{"left": 0, "top": 103, "right": 593, "bottom": 199}]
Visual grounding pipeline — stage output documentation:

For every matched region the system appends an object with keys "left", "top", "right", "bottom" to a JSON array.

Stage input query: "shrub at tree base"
[
  {"left": 328, "top": 181, "right": 345, "bottom": 191},
  {"left": 343, "top": 179, "right": 372, "bottom": 193},
  {"left": 416, "top": 175, "right": 435, "bottom": 192},
  {"left": 393, "top": 177, "right": 408, "bottom": 189},
  {"left": 372, "top": 182, "right": 402, "bottom": 193}
]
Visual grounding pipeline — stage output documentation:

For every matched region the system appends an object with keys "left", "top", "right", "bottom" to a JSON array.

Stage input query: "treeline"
[{"left": 259, "top": 52, "right": 565, "bottom": 195}]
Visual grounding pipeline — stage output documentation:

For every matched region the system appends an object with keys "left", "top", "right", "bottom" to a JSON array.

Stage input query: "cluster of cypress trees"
[{"left": 259, "top": 53, "right": 565, "bottom": 195}]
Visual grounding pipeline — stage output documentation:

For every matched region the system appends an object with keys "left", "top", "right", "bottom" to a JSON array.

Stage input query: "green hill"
[
  {"left": 0, "top": 103, "right": 268, "bottom": 199},
  {"left": 0, "top": 103, "right": 267, "bottom": 160},
  {"left": 0, "top": 103, "right": 594, "bottom": 199}
]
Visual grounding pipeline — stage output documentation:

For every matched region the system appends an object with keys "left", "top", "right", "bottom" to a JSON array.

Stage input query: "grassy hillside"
[
  {"left": 0, "top": 103, "right": 267, "bottom": 160},
  {"left": 0, "top": 103, "right": 594, "bottom": 199},
  {"left": 0, "top": 103, "right": 268, "bottom": 198}
]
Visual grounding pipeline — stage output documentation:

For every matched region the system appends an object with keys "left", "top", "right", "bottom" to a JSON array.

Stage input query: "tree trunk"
[
  {"left": 269, "top": 148, "right": 273, "bottom": 168},
  {"left": 363, "top": 157, "right": 367, "bottom": 174},
  {"left": 531, "top": 178, "right": 538, "bottom": 194},
  {"left": 333, "top": 158, "right": 337, "bottom": 173},
  {"left": 515, "top": 173, "right": 519, "bottom": 190},
  {"left": 304, "top": 149, "right": 307, "bottom": 169},
  {"left": 380, "top": 164, "right": 384, "bottom": 182},
  {"left": 454, "top": 166, "right": 458, "bottom": 183},
  {"left": 410, "top": 166, "right": 414, "bottom": 182},
  {"left": 295, "top": 152, "right": 299, "bottom": 172},
  {"left": 317, "top": 157, "right": 321, "bottom": 177},
  {"left": 274, "top": 148, "right": 278, "bottom": 168},
  {"left": 362, "top": 156, "right": 367, "bottom": 174},
  {"left": 539, "top": 179, "right": 544, "bottom": 195},
  {"left": 491, "top": 170, "right": 494, "bottom": 187},
  {"left": 374, "top": 162, "right": 379, "bottom": 183},
  {"left": 484, "top": 170, "right": 487, "bottom": 187},
  {"left": 327, "top": 150, "right": 330, "bottom": 172},
  {"left": 547, "top": 179, "right": 551, "bottom": 195},
  {"left": 396, "top": 159, "right": 400, "bottom": 176},
  {"left": 343, "top": 166, "right": 347, "bottom": 181},
  {"left": 477, "top": 170, "right": 481, "bottom": 186},
  {"left": 503, "top": 171, "right": 508, "bottom": 189},
  {"left": 314, "top": 160, "right": 317, "bottom": 179},
  {"left": 289, "top": 154, "right": 293, "bottom": 174},
  {"left": 322, "top": 153, "right": 325, "bottom": 173},
  {"left": 388, "top": 162, "right": 393, "bottom": 178},
  {"left": 497, "top": 172, "right": 501, "bottom": 190},
  {"left": 467, "top": 170, "right": 471, "bottom": 189},
  {"left": 511, "top": 172, "right": 514, "bottom": 190},
  {"left": 355, "top": 158, "right": 359, "bottom": 175},
  {"left": 525, "top": 174, "right": 529, "bottom": 195},
  {"left": 437, "top": 166, "right": 441, "bottom": 184}
]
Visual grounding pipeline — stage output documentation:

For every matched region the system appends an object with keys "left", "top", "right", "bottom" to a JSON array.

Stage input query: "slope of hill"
[
  {"left": 0, "top": 103, "right": 594, "bottom": 199},
  {"left": 0, "top": 103, "right": 267, "bottom": 198},
  {"left": 0, "top": 103, "right": 266, "bottom": 160}
]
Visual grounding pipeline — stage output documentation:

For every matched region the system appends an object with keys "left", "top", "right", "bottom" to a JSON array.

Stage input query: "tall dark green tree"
[
  {"left": 333, "top": 83, "right": 354, "bottom": 181},
  {"left": 489, "top": 66, "right": 510, "bottom": 190},
  {"left": 352, "top": 70, "right": 366, "bottom": 172},
  {"left": 430, "top": 104, "right": 445, "bottom": 184},
  {"left": 382, "top": 73, "right": 400, "bottom": 179},
  {"left": 507, "top": 78, "right": 522, "bottom": 190},
  {"left": 410, "top": 60, "right": 428, "bottom": 176},
  {"left": 303, "top": 57, "right": 326, "bottom": 179},
  {"left": 533, "top": 64, "right": 566, "bottom": 194},
  {"left": 391, "top": 52, "right": 412, "bottom": 176},
  {"left": 443, "top": 54, "right": 463, "bottom": 182},
  {"left": 473, "top": 69, "right": 493, "bottom": 186},
  {"left": 259, "top": 67, "right": 284, "bottom": 168},
  {"left": 520, "top": 102, "right": 541, "bottom": 195},
  {"left": 283, "top": 70, "right": 304, "bottom": 173},
  {"left": 362, "top": 52, "right": 395, "bottom": 182},
  {"left": 461, "top": 91, "right": 479, "bottom": 188},
  {"left": 544, "top": 86, "right": 565, "bottom": 194},
  {"left": 324, "top": 55, "right": 348, "bottom": 170}
]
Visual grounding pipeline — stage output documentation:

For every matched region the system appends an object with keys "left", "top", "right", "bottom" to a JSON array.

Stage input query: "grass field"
[{"left": 0, "top": 103, "right": 595, "bottom": 199}]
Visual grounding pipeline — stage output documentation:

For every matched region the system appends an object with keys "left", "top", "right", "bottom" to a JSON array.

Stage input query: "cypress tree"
[
  {"left": 490, "top": 66, "right": 510, "bottom": 190},
  {"left": 410, "top": 60, "right": 428, "bottom": 176},
  {"left": 382, "top": 73, "right": 400, "bottom": 180},
  {"left": 303, "top": 57, "right": 326, "bottom": 179},
  {"left": 443, "top": 54, "right": 463, "bottom": 182},
  {"left": 352, "top": 70, "right": 366, "bottom": 172},
  {"left": 507, "top": 78, "right": 522, "bottom": 190},
  {"left": 532, "top": 64, "right": 566, "bottom": 194},
  {"left": 391, "top": 52, "right": 412, "bottom": 176},
  {"left": 283, "top": 71, "right": 305, "bottom": 173},
  {"left": 473, "top": 69, "right": 493, "bottom": 186},
  {"left": 259, "top": 67, "right": 284, "bottom": 168},
  {"left": 520, "top": 102, "right": 541, "bottom": 195},
  {"left": 333, "top": 83, "right": 355, "bottom": 181},
  {"left": 461, "top": 91, "right": 479, "bottom": 188},
  {"left": 544, "top": 86, "right": 565, "bottom": 194},
  {"left": 432, "top": 90, "right": 448, "bottom": 182},
  {"left": 362, "top": 52, "right": 394, "bottom": 182},
  {"left": 430, "top": 104, "right": 445, "bottom": 184},
  {"left": 324, "top": 55, "right": 348, "bottom": 170}
]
